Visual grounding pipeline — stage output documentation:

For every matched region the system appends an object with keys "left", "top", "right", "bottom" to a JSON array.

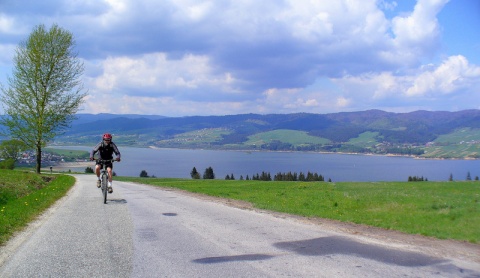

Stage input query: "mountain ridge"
[{"left": 50, "top": 109, "right": 480, "bottom": 159}]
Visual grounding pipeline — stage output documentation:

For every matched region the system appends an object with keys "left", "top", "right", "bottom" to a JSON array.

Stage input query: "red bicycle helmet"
[{"left": 103, "top": 133, "right": 112, "bottom": 140}]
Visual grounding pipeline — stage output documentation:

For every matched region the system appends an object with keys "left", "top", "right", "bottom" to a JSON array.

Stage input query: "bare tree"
[{"left": 0, "top": 23, "right": 86, "bottom": 173}]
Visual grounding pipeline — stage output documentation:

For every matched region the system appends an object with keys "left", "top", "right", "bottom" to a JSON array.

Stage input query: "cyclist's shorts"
[{"left": 96, "top": 161, "right": 113, "bottom": 169}]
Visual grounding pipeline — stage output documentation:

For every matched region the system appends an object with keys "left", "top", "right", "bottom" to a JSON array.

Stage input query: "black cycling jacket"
[{"left": 90, "top": 141, "right": 121, "bottom": 160}]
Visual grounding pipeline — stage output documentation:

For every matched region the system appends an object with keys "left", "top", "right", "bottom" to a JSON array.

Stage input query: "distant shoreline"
[
  {"left": 146, "top": 145, "right": 476, "bottom": 161},
  {"left": 43, "top": 145, "right": 479, "bottom": 181},
  {"left": 49, "top": 144, "right": 478, "bottom": 161},
  {"left": 42, "top": 161, "right": 92, "bottom": 172}
]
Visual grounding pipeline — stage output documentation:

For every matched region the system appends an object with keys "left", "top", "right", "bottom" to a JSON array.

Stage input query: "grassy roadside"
[
  {"left": 116, "top": 177, "right": 480, "bottom": 243},
  {"left": 1, "top": 171, "right": 478, "bottom": 246},
  {"left": 0, "top": 170, "right": 75, "bottom": 246}
]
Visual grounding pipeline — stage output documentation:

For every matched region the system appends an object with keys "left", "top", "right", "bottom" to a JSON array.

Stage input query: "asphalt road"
[{"left": 0, "top": 175, "right": 479, "bottom": 277}]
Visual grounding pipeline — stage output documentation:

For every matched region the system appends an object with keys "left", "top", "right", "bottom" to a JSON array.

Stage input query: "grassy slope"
[
  {"left": 424, "top": 128, "right": 480, "bottom": 158},
  {"left": 347, "top": 131, "right": 379, "bottom": 147},
  {"left": 117, "top": 177, "right": 480, "bottom": 243},
  {"left": 0, "top": 170, "right": 75, "bottom": 246},
  {"left": 170, "top": 128, "right": 231, "bottom": 144},
  {"left": 244, "top": 129, "right": 330, "bottom": 146},
  {"left": 434, "top": 128, "right": 480, "bottom": 143}
]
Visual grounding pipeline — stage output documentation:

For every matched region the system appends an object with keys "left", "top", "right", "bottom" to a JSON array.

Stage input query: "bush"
[
  {"left": 85, "top": 166, "right": 94, "bottom": 173},
  {"left": 140, "top": 170, "right": 149, "bottom": 178},
  {"left": 408, "top": 176, "right": 428, "bottom": 182},
  {"left": 0, "top": 159, "right": 15, "bottom": 170}
]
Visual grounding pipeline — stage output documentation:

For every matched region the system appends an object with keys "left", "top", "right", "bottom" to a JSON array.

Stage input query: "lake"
[{"left": 51, "top": 146, "right": 480, "bottom": 182}]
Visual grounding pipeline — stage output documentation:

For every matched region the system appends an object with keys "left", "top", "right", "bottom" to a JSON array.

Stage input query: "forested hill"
[{"left": 49, "top": 109, "right": 480, "bottom": 158}]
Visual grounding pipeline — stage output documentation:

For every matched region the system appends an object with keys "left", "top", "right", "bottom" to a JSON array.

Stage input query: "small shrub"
[
  {"left": 408, "top": 176, "right": 428, "bottom": 182},
  {"left": 140, "top": 170, "right": 149, "bottom": 178},
  {"left": 0, "top": 159, "right": 15, "bottom": 170}
]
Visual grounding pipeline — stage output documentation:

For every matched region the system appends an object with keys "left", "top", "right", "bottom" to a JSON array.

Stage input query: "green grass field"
[
  {"left": 117, "top": 177, "right": 480, "bottom": 243},
  {"left": 348, "top": 131, "right": 379, "bottom": 147},
  {"left": 156, "top": 128, "right": 231, "bottom": 146},
  {"left": 245, "top": 129, "right": 330, "bottom": 147}
]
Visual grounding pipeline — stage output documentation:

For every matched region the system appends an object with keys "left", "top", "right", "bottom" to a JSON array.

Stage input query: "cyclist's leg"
[
  {"left": 107, "top": 163, "right": 113, "bottom": 193},
  {"left": 95, "top": 164, "right": 101, "bottom": 178},
  {"left": 95, "top": 163, "right": 102, "bottom": 187},
  {"left": 107, "top": 165, "right": 113, "bottom": 183}
]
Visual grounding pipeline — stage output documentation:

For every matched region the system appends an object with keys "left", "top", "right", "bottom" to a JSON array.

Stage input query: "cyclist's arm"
[
  {"left": 90, "top": 141, "right": 102, "bottom": 160},
  {"left": 111, "top": 142, "right": 121, "bottom": 160}
]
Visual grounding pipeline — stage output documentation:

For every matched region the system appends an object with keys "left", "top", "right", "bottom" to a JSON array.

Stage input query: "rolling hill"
[{"left": 44, "top": 109, "right": 480, "bottom": 159}]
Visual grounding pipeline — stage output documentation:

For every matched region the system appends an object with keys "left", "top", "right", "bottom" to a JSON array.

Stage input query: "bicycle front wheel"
[{"left": 102, "top": 173, "right": 108, "bottom": 204}]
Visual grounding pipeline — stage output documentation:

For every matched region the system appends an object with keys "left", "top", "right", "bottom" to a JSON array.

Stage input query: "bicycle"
[{"left": 96, "top": 159, "right": 115, "bottom": 204}]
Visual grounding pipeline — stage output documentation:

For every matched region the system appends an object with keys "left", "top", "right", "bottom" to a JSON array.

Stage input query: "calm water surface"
[{"left": 53, "top": 146, "right": 480, "bottom": 182}]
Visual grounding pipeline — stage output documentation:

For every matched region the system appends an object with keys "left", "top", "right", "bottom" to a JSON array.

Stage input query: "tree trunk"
[{"left": 36, "top": 144, "right": 41, "bottom": 174}]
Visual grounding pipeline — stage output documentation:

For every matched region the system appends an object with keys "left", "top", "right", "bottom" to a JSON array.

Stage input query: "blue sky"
[{"left": 0, "top": 0, "right": 479, "bottom": 116}]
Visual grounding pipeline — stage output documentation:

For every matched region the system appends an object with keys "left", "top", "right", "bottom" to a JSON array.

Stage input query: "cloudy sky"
[{"left": 1, "top": 0, "right": 479, "bottom": 116}]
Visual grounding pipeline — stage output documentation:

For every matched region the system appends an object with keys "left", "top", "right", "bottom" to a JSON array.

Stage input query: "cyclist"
[{"left": 90, "top": 133, "right": 121, "bottom": 193}]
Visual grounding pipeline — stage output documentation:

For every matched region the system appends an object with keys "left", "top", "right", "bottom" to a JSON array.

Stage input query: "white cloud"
[
  {"left": 171, "top": 0, "right": 214, "bottom": 22},
  {"left": 11, "top": 0, "right": 451, "bottom": 88},
  {"left": 378, "top": 0, "right": 398, "bottom": 11},
  {"left": 331, "top": 55, "right": 480, "bottom": 110},
  {"left": 82, "top": 93, "right": 253, "bottom": 116},
  {"left": 98, "top": 0, "right": 128, "bottom": 26},
  {"left": 304, "top": 99, "right": 319, "bottom": 107},
  {"left": 392, "top": 0, "right": 446, "bottom": 44},
  {"left": 90, "top": 53, "right": 238, "bottom": 98},
  {"left": 406, "top": 55, "right": 480, "bottom": 96},
  {"left": 336, "top": 97, "right": 351, "bottom": 108},
  {"left": 1, "top": 0, "right": 478, "bottom": 116},
  {"left": 385, "top": 0, "right": 449, "bottom": 66},
  {"left": 0, "top": 13, "right": 21, "bottom": 34}
]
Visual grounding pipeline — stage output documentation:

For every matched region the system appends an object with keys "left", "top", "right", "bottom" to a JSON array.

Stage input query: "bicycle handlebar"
[{"left": 95, "top": 159, "right": 116, "bottom": 163}]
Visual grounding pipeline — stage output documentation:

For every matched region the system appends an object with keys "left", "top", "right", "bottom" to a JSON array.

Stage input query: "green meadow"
[{"left": 117, "top": 177, "right": 480, "bottom": 243}]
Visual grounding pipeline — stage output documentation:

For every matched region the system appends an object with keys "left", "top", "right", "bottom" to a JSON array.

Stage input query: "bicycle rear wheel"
[{"left": 102, "top": 173, "right": 108, "bottom": 204}]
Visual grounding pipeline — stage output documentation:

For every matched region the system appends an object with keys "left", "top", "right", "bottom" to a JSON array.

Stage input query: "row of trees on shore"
[
  {"left": 190, "top": 167, "right": 331, "bottom": 182},
  {"left": 189, "top": 167, "right": 478, "bottom": 183},
  {"left": 81, "top": 166, "right": 479, "bottom": 183},
  {"left": 79, "top": 166, "right": 480, "bottom": 183},
  {"left": 190, "top": 167, "right": 214, "bottom": 179}
]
